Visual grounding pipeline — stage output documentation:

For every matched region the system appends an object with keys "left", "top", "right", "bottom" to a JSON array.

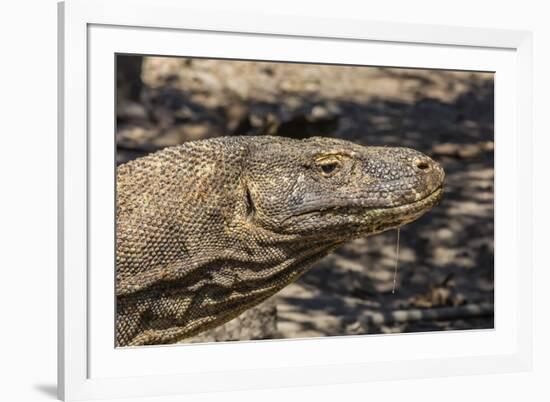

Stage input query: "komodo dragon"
[{"left": 116, "top": 136, "right": 444, "bottom": 346}]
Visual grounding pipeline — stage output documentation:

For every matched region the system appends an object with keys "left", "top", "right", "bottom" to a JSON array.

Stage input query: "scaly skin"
[{"left": 116, "top": 136, "right": 444, "bottom": 346}]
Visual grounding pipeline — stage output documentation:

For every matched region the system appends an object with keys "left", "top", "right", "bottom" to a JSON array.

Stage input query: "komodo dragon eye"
[{"left": 315, "top": 156, "right": 342, "bottom": 177}]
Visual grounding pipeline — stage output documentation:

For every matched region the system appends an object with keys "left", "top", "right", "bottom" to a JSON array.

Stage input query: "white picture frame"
[{"left": 58, "top": 0, "right": 533, "bottom": 400}]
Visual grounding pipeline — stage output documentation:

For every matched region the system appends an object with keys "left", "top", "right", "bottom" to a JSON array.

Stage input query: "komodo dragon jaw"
[{"left": 115, "top": 136, "right": 444, "bottom": 346}]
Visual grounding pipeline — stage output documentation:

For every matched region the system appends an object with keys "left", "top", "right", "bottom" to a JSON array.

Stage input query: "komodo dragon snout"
[{"left": 115, "top": 136, "right": 444, "bottom": 346}]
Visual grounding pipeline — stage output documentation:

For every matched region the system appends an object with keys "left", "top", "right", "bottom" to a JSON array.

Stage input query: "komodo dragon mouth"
[
  {"left": 115, "top": 136, "right": 445, "bottom": 346},
  {"left": 361, "top": 185, "right": 444, "bottom": 230},
  {"left": 284, "top": 185, "right": 444, "bottom": 229}
]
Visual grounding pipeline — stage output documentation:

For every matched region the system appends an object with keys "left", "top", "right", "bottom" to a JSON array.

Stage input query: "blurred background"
[{"left": 116, "top": 55, "right": 494, "bottom": 342}]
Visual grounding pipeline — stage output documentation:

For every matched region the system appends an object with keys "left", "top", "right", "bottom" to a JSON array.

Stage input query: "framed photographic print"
[{"left": 58, "top": 0, "right": 533, "bottom": 400}]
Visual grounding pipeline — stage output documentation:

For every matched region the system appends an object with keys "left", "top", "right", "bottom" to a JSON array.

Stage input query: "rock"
[
  {"left": 117, "top": 101, "right": 148, "bottom": 122},
  {"left": 181, "top": 298, "right": 277, "bottom": 343}
]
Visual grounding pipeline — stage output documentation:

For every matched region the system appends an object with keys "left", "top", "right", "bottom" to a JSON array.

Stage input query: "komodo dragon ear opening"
[{"left": 244, "top": 183, "right": 256, "bottom": 222}]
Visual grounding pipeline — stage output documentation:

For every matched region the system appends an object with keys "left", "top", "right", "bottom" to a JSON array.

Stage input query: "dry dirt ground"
[{"left": 116, "top": 56, "right": 494, "bottom": 341}]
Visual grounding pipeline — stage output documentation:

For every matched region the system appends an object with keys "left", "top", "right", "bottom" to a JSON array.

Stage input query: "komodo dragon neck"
[{"left": 116, "top": 136, "right": 444, "bottom": 346}]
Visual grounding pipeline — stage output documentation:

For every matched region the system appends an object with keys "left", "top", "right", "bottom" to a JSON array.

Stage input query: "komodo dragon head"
[{"left": 116, "top": 136, "right": 444, "bottom": 346}]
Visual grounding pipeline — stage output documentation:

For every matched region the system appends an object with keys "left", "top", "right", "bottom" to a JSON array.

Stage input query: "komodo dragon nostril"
[{"left": 415, "top": 159, "right": 431, "bottom": 171}]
